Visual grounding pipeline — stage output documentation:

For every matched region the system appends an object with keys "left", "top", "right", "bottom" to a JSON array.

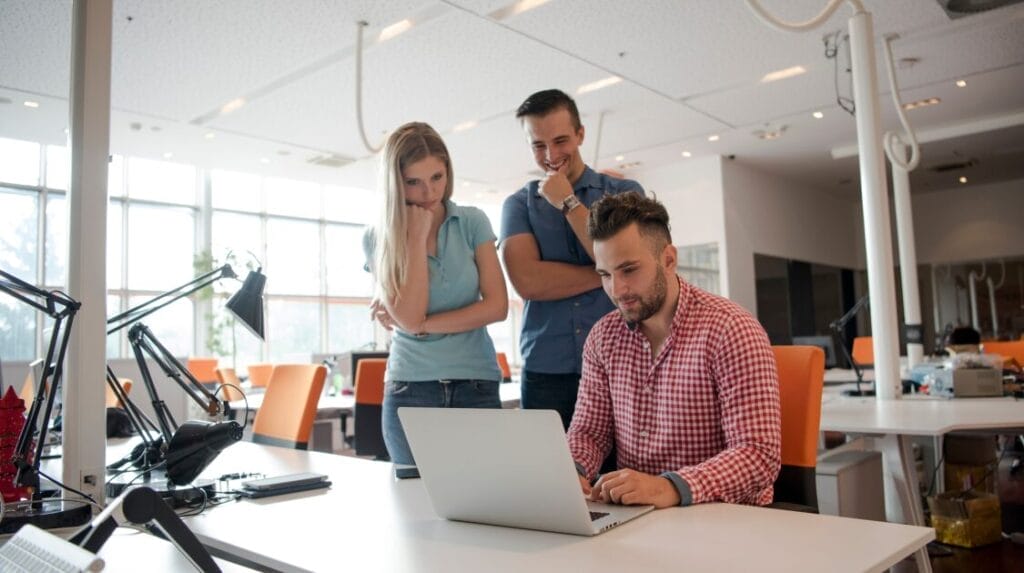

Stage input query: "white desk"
[{"left": 185, "top": 442, "right": 933, "bottom": 573}]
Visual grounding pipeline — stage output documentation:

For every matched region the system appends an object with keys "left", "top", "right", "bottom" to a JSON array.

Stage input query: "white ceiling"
[{"left": 1, "top": 0, "right": 1023, "bottom": 203}]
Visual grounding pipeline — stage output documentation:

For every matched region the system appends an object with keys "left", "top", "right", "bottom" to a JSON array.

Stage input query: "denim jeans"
[
  {"left": 382, "top": 379, "right": 500, "bottom": 465},
  {"left": 520, "top": 370, "right": 580, "bottom": 431}
]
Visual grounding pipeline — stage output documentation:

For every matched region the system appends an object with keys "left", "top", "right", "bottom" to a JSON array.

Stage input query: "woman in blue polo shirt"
[{"left": 364, "top": 122, "right": 508, "bottom": 465}]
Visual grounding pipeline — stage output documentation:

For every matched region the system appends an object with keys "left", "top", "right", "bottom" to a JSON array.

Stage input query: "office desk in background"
[{"left": 185, "top": 442, "right": 933, "bottom": 573}]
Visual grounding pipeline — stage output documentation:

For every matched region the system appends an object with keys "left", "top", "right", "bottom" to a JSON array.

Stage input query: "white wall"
[
  {"left": 720, "top": 160, "right": 863, "bottom": 315},
  {"left": 912, "top": 178, "right": 1024, "bottom": 264}
]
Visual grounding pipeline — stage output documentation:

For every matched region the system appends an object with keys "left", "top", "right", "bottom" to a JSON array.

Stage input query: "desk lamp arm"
[
  {"left": 830, "top": 294, "right": 869, "bottom": 385},
  {"left": 106, "top": 265, "right": 236, "bottom": 335}
]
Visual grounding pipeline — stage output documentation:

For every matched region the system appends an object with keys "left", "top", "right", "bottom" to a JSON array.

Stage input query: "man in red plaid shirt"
[{"left": 568, "top": 192, "right": 781, "bottom": 508}]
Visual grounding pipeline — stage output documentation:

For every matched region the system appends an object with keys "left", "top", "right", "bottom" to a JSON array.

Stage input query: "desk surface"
[
  {"left": 820, "top": 394, "right": 1024, "bottom": 435},
  {"left": 186, "top": 442, "right": 932, "bottom": 573}
]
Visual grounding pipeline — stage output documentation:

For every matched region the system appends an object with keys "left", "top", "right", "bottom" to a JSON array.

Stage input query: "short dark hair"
[
  {"left": 515, "top": 89, "right": 582, "bottom": 131},
  {"left": 588, "top": 192, "right": 672, "bottom": 249}
]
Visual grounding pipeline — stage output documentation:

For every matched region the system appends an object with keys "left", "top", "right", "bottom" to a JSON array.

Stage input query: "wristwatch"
[{"left": 561, "top": 194, "right": 582, "bottom": 215}]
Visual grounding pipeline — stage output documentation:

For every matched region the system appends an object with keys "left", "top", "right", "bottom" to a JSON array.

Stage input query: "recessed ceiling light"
[
  {"left": 812, "top": 111, "right": 824, "bottom": 119},
  {"left": 760, "top": 65, "right": 806, "bottom": 83},
  {"left": 489, "top": 0, "right": 550, "bottom": 21},
  {"left": 379, "top": 19, "right": 413, "bottom": 42},
  {"left": 681, "top": 151, "right": 692, "bottom": 158},
  {"left": 707, "top": 134, "right": 720, "bottom": 142},
  {"left": 453, "top": 120, "right": 478, "bottom": 132},
  {"left": 902, "top": 97, "right": 940, "bottom": 111},
  {"left": 219, "top": 98, "right": 246, "bottom": 115},
  {"left": 959, "top": 176, "right": 967, "bottom": 184},
  {"left": 260, "top": 158, "right": 270, "bottom": 165},
  {"left": 204, "top": 132, "right": 216, "bottom": 140},
  {"left": 162, "top": 152, "right": 173, "bottom": 159},
  {"left": 462, "top": 181, "right": 471, "bottom": 187},
  {"left": 955, "top": 79, "right": 967, "bottom": 88},
  {"left": 23, "top": 100, "right": 40, "bottom": 108},
  {"left": 576, "top": 75, "right": 621, "bottom": 95},
  {"left": 615, "top": 154, "right": 625, "bottom": 161}
]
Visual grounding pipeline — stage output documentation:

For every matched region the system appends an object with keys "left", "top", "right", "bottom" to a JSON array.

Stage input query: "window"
[
  {"left": 677, "top": 243, "right": 720, "bottom": 295},
  {"left": 126, "top": 204, "right": 195, "bottom": 291},
  {"left": 0, "top": 138, "right": 40, "bottom": 186},
  {"left": 127, "top": 158, "right": 196, "bottom": 204},
  {"left": 267, "top": 299, "right": 320, "bottom": 362},
  {"left": 265, "top": 219, "right": 319, "bottom": 296},
  {"left": 327, "top": 303, "right": 375, "bottom": 353},
  {"left": 325, "top": 224, "right": 373, "bottom": 297}
]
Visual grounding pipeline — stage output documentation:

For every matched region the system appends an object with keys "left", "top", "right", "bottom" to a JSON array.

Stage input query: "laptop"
[{"left": 398, "top": 407, "right": 654, "bottom": 536}]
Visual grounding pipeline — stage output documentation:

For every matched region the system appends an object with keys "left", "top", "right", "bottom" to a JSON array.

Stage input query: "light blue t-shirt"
[{"left": 364, "top": 201, "right": 501, "bottom": 382}]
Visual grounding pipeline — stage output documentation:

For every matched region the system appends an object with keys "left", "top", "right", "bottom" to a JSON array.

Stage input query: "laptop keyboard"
[{"left": 589, "top": 511, "right": 609, "bottom": 521}]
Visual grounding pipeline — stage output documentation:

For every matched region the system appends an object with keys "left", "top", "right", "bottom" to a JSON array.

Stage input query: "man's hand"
[
  {"left": 538, "top": 169, "right": 573, "bottom": 210},
  {"left": 578, "top": 474, "right": 592, "bottom": 496},
  {"left": 369, "top": 298, "right": 395, "bottom": 331},
  {"left": 588, "top": 469, "right": 681, "bottom": 508}
]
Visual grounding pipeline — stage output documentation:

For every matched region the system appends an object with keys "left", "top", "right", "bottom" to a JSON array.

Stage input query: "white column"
[
  {"left": 64, "top": 0, "right": 112, "bottom": 501},
  {"left": 848, "top": 11, "right": 902, "bottom": 400},
  {"left": 890, "top": 142, "right": 923, "bottom": 368}
]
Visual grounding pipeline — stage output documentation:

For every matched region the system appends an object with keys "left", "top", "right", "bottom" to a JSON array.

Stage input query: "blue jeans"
[
  {"left": 382, "top": 379, "right": 500, "bottom": 465},
  {"left": 520, "top": 370, "right": 580, "bottom": 431}
]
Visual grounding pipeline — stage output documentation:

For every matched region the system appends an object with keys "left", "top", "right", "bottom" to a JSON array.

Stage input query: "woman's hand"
[{"left": 406, "top": 204, "right": 433, "bottom": 243}]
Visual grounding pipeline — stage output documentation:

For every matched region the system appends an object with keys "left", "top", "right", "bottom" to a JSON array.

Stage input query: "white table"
[{"left": 185, "top": 442, "right": 933, "bottom": 573}]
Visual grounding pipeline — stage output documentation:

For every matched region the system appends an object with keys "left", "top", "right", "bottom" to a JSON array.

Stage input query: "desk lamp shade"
[
  {"left": 165, "top": 420, "right": 243, "bottom": 485},
  {"left": 225, "top": 268, "right": 266, "bottom": 340}
]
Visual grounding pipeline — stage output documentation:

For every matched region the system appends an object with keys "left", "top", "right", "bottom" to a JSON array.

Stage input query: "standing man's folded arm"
[{"left": 501, "top": 233, "right": 602, "bottom": 301}]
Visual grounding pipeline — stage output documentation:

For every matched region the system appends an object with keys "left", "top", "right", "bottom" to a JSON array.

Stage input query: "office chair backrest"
[
  {"left": 851, "top": 336, "right": 873, "bottom": 366},
  {"left": 214, "top": 367, "right": 245, "bottom": 402},
  {"left": 186, "top": 357, "right": 219, "bottom": 384},
  {"left": 104, "top": 378, "right": 133, "bottom": 409},
  {"left": 251, "top": 364, "right": 326, "bottom": 450},
  {"left": 354, "top": 358, "right": 388, "bottom": 460},
  {"left": 496, "top": 352, "right": 511, "bottom": 382},
  {"left": 982, "top": 340, "right": 1024, "bottom": 367},
  {"left": 771, "top": 345, "right": 825, "bottom": 511},
  {"left": 246, "top": 363, "right": 274, "bottom": 388}
]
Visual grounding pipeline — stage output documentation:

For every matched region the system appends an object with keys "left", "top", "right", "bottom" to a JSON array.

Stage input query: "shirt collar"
[
  {"left": 670, "top": 275, "right": 692, "bottom": 333},
  {"left": 441, "top": 199, "right": 461, "bottom": 224}
]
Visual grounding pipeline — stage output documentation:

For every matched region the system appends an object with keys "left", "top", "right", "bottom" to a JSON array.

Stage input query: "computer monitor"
[{"left": 791, "top": 335, "right": 837, "bottom": 369}]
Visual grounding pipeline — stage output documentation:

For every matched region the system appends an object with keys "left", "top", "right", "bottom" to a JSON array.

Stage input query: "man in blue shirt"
[{"left": 500, "top": 89, "right": 645, "bottom": 430}]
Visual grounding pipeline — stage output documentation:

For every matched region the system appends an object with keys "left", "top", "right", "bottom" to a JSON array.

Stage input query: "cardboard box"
[
  {"left": 927, "top": 491, "right": 1002, "bottom": 548},
  {"left": 952, "top": 368, "right": 1003, "bottom": 397},
  {"left": 944, "top": 462, "right": 996, "bottom": 494}
]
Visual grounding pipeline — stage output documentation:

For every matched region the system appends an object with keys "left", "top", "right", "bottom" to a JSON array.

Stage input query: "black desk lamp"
[
  {"left": 0, "top": 268, "right": 92, "bottom": 533},
  {"left": 829, "top": 294, "right": 873, "bottom": 397},
  {"left": 105, "top": 264, "right": 265, "bottom": 497}
]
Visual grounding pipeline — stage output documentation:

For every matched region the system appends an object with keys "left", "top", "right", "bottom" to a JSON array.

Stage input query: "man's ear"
[
  {"left": 662, "top": 243, "right": 677, "bottom": 272},
  {"left": 576, "top": 124, "right": 585, "bottom": 145}
]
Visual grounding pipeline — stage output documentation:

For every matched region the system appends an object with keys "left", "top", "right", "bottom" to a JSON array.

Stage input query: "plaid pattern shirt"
[{"left": 568, "top": 277, "right": 781, "bottom": 506}]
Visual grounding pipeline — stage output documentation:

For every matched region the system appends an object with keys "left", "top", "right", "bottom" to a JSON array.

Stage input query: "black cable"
[
  {"left": 927, "top": 453, "right": 946, "bottom": 498},
  {"left": 37, "top": 468, "right": 102, "bottom": 508},
  {"left": 215, "top": 382, "right": 249, "bottom": 425}
]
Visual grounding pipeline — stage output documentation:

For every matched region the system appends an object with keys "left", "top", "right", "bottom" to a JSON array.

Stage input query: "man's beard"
[{"left": 617, "top": 270, "right": 667, "bottom": 327}]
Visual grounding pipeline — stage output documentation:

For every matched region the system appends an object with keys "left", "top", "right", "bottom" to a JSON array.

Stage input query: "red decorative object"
[{"left": 0, "top": 386, "right": 32, "bottom": 502}]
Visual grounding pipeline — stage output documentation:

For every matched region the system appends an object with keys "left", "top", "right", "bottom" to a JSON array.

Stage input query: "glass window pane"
[
  {"left": 108, "top": 155, "right": 124, "bottom": 197},
  {"left": 126, "top": 204, "right": 194, "bottom": 290},
  {"left": 0, "top": 294, "right": 37, "bottom": 361},
  {"left": 211, "top": 212, "right": 263, "bottom": 294},
  {"left": 128, "top": 296, "right": 193, "bottom": 358},
  {"left": 0, "top": 189, "right": 39, "bottom": 280},
  {"left": 107, "top": 295, "right": 121, "bottom": 358},
  {"left": 267, "top": 299, "right": 320, "bottom": 362},
  {"left": 107, "top": 201, "right": 123, "bottom": 289},
  {"left": 265, "top": 177, "right": 320, "bottom": 219},
  {"left": 327, "top": 303, "right": 375, "bottom": 353},
  {"left": 211, "top": 170, "right": 261, "bottom": 212},
  {"left": 127, "top": 157, "right": 196, "bottom": 205},
  {"left": 265, "top": 219, "right": 319, "bottom": 295},
  {"left": 323, "top": 185, "right": 379, "bottom": 224},
  {"left": 45, "top": 195, "right": 67, "bottom": 286},
  {"left": 45, "top": 145, "right": 69, "bottom": 191},
  {"left": 208, "top": 295, "right": 264, "bottom": 368},
  {"left": 325, "top": 224, "right": 373, "bottom": 297},
  {"left": 0, "top": 138, "right": 41, "bottom": 186}
]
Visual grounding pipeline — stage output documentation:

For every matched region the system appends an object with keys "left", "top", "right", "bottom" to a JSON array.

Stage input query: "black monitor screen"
[{"left": 791, "top": 335, "right": 837, "bottom": 369}]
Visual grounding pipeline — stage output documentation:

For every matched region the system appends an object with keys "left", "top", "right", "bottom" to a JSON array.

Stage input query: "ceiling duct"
[
  {"left": 306, "top": 154, "right": 353, "bottom": 168},
  {"left": 935, "top": 0, "right": 1024, "bottom": 18}
]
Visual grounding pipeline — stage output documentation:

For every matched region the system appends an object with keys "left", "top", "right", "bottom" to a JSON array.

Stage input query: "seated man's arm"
[
  {"left": 666, "top": 314, "right": 782, "bottom": 506},
  {"left": 567, "top": 332, "right": 615, "bottom": 483}
]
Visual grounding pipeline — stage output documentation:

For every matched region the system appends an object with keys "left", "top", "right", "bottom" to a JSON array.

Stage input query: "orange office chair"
[
  {"left": 851, "top": 336, "right": 873, "bottom": 367},
  {"left": 246, "top": 363, "right": 274, "bottom": 388},
  {"left": 981, "top": 340, "right": 1024, "bottom": 369},
  {"left": 770, "top": 345, "right": 825, "bottom": 512},
  {"left": 186, "top": 357, "right": 219, "bottom": 384},
  {"left": 104, "top": 378, "right": 133, "bottom": 409},
  {"left": 251, "top": 364, "right": 326, "bottom": 450},
  {"left": 496, "top": 352, "right": 512, "bottom": 382},
  {"left": 353, "top": 358, "right": 388, "bottom": 460}
]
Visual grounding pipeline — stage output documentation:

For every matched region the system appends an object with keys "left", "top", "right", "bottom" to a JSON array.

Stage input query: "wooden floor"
[{"left": 893, "top": 448, "right": 1024, "bottom": 573}]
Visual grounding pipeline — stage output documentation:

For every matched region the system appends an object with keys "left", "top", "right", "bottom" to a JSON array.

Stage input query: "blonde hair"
[{"left": 374, "top": 122, "right": 454, "bottom": 300}]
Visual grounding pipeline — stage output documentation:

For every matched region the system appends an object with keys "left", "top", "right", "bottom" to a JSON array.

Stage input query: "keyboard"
[
  {"left": 589, "top": 511, "right": 610, "bottom": 521},
  {"left": 0, "top": 524, "right": 104, "bottom": 572}
]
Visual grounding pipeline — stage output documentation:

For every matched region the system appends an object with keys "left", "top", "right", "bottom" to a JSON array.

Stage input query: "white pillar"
[
  {"left": 890, "top": 142, "right": 923, "bottom": 368},
  {"left": 987, "top": 277, "right": 998, "bottom": 338},
  {"left": 64, "top": 0, "right": 113, "bottom": 502},
  {"left": 969, "top": 273, "right": 980, "bottom": 331},
  {"left": 848, "top": 11, "right": 902, "bottom": 400}
]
